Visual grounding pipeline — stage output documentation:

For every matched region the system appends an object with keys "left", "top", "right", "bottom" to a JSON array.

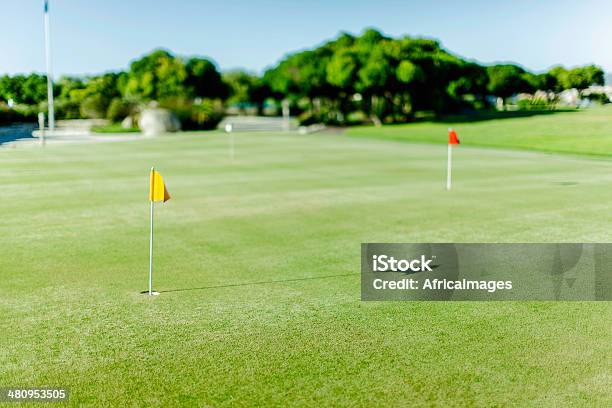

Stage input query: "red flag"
[{"left": 448, "top": 128, "right": 460, "bottom": 145}]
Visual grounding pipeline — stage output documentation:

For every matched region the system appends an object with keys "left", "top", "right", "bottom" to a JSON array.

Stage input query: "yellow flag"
[{"left": 149, "top": 169, "right": 171, "bottom": 202}]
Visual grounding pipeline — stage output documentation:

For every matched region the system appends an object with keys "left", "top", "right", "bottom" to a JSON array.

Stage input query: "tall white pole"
[
  {"left": 149, "top": 168, "right": 154, "bottom": 295},
  {"left": 43, "top": 0, "right": 55, "bottom": 131},
  {"left": 446, "top": 144, "right": 452, "bottom": 191}
]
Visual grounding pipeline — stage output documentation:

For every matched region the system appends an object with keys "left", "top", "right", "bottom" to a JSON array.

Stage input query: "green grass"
[
  {"left": 347, "top": 106, "right": 612, "bottom": 157},
  {"left": 91, "top": 124, "right": 140, "bottom": 133},
  {"left": 1, "top": 128, "right": 611, "bottom": 406}
]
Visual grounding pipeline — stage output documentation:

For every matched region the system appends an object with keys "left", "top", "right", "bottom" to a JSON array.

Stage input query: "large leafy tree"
[
  {"left": 326, "top": 49, "right": 359, "bottom": 93},
  {"left": 53, "top": 73, "right": 124, "bottom": 119},
  {"left": 124, "top": 49, "right": 188, "bottom": 101},
  {"left": 265, "top": 29, "right": 535, "bottom": 122},
  {"left": 224, "top": 70, "right": 269, "bottom": 114},
  {"left": 265, "top": 49, "right": 330, "bottom": 101},
  {"left": 185, "top": 57, "right": 228, "bottom": 100},
  {"left": 522, "top": 72, "right": 557, "bottom": 92},
  {"left": 0, "top": 75, "right": 20, "bottom": 102},
  {"left": 550, "top": 65, "right": 605, "bottom": 92},
  {"left": 486, "top": 64, "right": 531, "bottom": 102},
  {"left": 355, "top": 35, "right": 393, "bottom": 123},
  {"left": 123, "top": 49, "right": 227, "bottom": 103},
  {"left": 22, "top": 74, "right": 48, "bottom": 104},
  {"left": 0, "top": 74, "right": 47, "bottom": 105}
]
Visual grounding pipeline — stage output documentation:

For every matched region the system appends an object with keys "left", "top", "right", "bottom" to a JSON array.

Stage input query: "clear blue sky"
[{"left": 2, "top": 0, "right": 610, "bottom": 77}]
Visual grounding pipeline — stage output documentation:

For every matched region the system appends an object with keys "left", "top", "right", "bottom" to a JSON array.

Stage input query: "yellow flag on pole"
[{"left": 149, "top": 169, "right": 171, "bottom": 202}]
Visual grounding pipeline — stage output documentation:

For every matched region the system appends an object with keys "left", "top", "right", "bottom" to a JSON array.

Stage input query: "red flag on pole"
[
  {"left": 446, "top": 128, "right": 459, "bottom": 190},
  {"left": 448, "top": 128, "right": 460, "bottom": 145}
]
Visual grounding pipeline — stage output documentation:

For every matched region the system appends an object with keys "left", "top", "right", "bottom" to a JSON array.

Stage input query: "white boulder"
[
  {"left": 121, "top": 116, "right": 134, "bottom": 129},
  {"left": 138, "top": 109, "right": 181, "bottom": 136}
]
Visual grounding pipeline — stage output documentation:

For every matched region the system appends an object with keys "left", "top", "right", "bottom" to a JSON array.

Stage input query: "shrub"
[
  {"left": 159, "top": 97, "right": 225, "bottom": 130},
  {"left": 298, "top": 111, "right": 318, "bottom": 126},
  {"left": 584, "top": 93, "right": 610, "bottom": 105},
  {"left": 517, "top": 98, "right": 551, "bottom": 111},
  {"left": 55, "top": 99, "right": 83, "bottom": 119},
  {"left": 106, "top": 98, "right": 134, "bottom": 123},
  {"left": 186, "top": 101, "right": 225, "bottom": 130},
  {"left": 0, "top": 104, "right": 36, "bottom": 125},
  {"left": 80, "top": 94, "right": 109, "bottom": 119}
]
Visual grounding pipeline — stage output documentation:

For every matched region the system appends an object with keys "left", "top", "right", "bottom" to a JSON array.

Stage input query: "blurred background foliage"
[{"left": 0, "top": 29, "right": 607, "bottom": 128}]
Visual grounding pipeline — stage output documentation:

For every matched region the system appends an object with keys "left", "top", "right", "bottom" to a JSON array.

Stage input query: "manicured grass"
[
  {"left": 91, "top": 124, "right": 140, "bottom": 133},
  {"left": 347, "top": 106, "right": 612, "bottom": 157},
  {"left": 0, "top": 130, "right": 611, "bottom": 406}
]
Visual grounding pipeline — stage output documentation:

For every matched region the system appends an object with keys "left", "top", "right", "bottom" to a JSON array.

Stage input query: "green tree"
[
  {"left": 185, "top": 57, "right": 228, "bottom": 100},
  {"left": 549, "top": 65, "right": 604, "bottom": 92},
  {"left": 80, "top": 94, "right": 108, "bottom": 119},
  {"left": 326, "top": 49, "right": 359, "bottom": 97},
  {"left": 522, "top": 72, "right": 556, "bottom": 92},
  {"left": 0, "top": 75, "right": 20, "bottom": 102},
  {"left": 0, "top": 74, "right": 47, "bottom": 105},
  {"left": 582, "top": 65, "right": 605, "bottom": 86},
  {"left": 106, "top": 97, "right": 133, "bottom": 122},
  {"left": 124, "top": 49, "right": 188, "bottom": 101},
  {"left": 446, "top": 63, "right": 487, "bottom": 101},
  {"left": 357, "top": 44, "right": 393, "bottom": 124},
  {"left": 486, "top": 64, "right": 531, "bottom": 105},
  {"left": 124, "top": 50, "right": 228, "bottom": 103},
  {"left": 396, "top": 60, "right": 423, "bottom": 84},
  {"left": 224, "top": 70, "right": 269, "bottom": 114}
]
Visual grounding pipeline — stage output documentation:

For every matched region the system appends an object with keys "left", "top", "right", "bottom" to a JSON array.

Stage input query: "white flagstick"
[
  {"left": 225, "top": 123, "right": 234, "bottom": 161},
  {"left": 282, "top": 100, "right": 290, "bottom": 131},
  {"left": 38, "top": 112, "right": 46, "bottom": 146},
  {"left": 229, "top": 132, "right": 235, "bottom": 161},
  {"left": 149, "top": 200, "right": 154, "bottom": 295},
  {"left": 446, "top": 144, "right": 452, "bottom": 191},
  {"left": 43, "top": 0, "right": 55, "bottom": 132},
  {"left": 148, "top": 167, "right": 156, "bottom": 296}
]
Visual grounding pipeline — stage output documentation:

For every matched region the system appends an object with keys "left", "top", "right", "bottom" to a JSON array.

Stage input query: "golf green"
[{"left": 0, "top": 125, "right": 610, "bottom": 406}]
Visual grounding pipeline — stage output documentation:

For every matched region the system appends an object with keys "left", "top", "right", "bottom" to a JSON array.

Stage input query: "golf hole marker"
[
  {"left": 446, "top": 128, "right": 460, "bottom": 190},
  {"left": 225, "top": 123, "right": 235, "bottom": 160},
  {"left": 147, "top": 167, "right": 171, "bottom": 296}
]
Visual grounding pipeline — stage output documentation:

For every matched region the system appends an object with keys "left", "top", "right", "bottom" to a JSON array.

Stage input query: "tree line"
[{"left": 0, "top": 29, "right": 606, "bottom": 127}]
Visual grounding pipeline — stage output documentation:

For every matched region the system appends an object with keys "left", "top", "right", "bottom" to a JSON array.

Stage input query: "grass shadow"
[{"left": 158, "top": 272, "right": 358, "bottom": 293}]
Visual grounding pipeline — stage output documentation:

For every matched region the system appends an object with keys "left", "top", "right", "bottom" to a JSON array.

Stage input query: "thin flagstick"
[
  {"left": 149, "top": 167, "right": 154, "bottom": 295},
  {"left": 225, "top": 123, "right": 234, "bottom": 161},
  {"left": 229, "top": 132, "right": 234, "bottom": 161},
  {"left": 446, "top": 144, "right": 452, "bottom": 191},
  {"left": 43, "top": 0, "right": 55, "bottom": 131}
]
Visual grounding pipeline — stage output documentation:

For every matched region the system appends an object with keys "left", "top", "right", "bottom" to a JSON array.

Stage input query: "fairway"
[
  {"left": 348, "top": 107, "right": 612, "bottom": 157},
  {"left": 1, "top": 130, "right": 611, "bottom": 406}
]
